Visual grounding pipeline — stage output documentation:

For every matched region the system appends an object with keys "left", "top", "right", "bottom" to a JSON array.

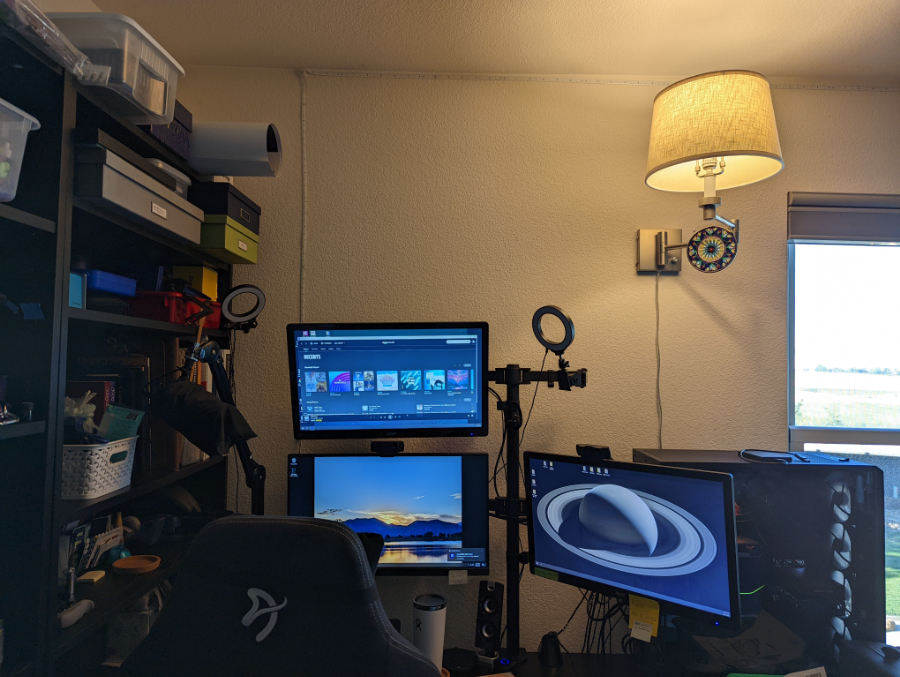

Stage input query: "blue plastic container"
[{"left": 84, "top": 270, "right": 137, "bottom": 297}]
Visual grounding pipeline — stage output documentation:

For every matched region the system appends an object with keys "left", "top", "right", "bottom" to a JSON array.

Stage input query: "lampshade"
[{"left": 645, "top": 71, "right": 783, "bottom": 192}]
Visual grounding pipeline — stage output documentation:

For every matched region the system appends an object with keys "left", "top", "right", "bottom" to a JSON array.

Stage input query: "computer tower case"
[{"left": 633, "top": 448, "right": 885, "bottom": 666}]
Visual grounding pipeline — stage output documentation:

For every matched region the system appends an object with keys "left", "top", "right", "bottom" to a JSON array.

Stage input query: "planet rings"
[{"left": 536, "top": 484, "right": 717, "bottom": 576}]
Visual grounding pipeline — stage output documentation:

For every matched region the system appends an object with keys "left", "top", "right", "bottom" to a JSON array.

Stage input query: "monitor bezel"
[
  {"left": 287, "top": 452, "right": 490, "bottom": 576},
  {"left": 286, "top": 322, "right": 490, "bottom": 440},
  {"left": 523, "top": 451, "right": 741, "bottom": 631}
]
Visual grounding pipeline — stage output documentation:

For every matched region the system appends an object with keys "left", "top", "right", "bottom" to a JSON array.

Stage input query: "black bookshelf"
[{"left": 0, "top": 24, "right": 231, "bottom": 675}]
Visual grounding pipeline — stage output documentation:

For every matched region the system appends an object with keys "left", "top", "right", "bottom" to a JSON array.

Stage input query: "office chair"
[{"left": 123, "top": 515, "right": 441, "bottom": 677}]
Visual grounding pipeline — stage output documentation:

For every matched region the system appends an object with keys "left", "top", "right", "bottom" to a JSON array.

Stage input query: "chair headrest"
[{"left": 184, "top": 516, "right": 379, "bottom": 596}]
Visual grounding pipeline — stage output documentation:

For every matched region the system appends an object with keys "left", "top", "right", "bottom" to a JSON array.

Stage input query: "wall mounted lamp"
[{"left": 636, "top": 70, "right": 783, "bottom": 274}]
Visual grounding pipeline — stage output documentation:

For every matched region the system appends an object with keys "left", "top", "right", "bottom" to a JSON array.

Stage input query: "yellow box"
[
  {"left": 198, "top": 216, "right": 259, "bottom": 265},
  {"left": 172, "top": 266, "right": 218, "bottom": 301}
]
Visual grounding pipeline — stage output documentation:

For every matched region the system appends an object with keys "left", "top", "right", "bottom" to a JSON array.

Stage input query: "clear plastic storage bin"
[
  {"left": 47, "top": 13, "right": 184, "bottom": 125},
  {"left": 0, "top": 97, "right": 40, "bottom": 202}
]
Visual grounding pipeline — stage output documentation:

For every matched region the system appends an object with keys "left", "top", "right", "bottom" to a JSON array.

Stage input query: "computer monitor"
[
  {"left": 287, "top": 453, "right": 490, "bottom": 575},
  {"left": 286, "top": 322, "right": 489, "bottom": 440},
  {"left": 524, "top": 451, "right": 741, "bottom": 629}
]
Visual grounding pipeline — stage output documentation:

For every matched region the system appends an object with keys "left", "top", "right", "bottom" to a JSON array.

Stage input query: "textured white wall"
[
  {"left": 36, "top": 0, "right": 100, "bottom": 11},
  {"left": 178, "top": 68, "right": 900, "bottom": 651}
]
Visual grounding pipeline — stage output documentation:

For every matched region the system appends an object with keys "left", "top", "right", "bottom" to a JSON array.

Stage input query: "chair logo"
[{"left": 242, "top": 588, "right": 288, "bottom": 642}]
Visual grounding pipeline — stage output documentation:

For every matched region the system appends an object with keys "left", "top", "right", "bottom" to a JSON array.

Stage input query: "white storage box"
[
  {"left": 47, "top": 13, "right": 184, "bottom": 125},
  {"left": 0, "top": 97, "right": 40, "bottom": 202},
  {"left": 62, "top": 436, "right": 138, "bottom": 500}
]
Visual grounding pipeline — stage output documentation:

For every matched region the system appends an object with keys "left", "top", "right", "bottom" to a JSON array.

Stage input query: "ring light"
[
  {"left": 221, "top": 284, "right": 266, "bottom": 324},
  {"left": 532, "top": 306, "right": 575, "bottom": 355}
]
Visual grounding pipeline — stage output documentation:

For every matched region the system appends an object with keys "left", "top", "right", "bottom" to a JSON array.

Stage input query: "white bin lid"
[
  {"left": 0, "top": 98, "right": 41, "bottom": 131},
  {"left": 47, "top": 13, "right": 185, "bottom": 77}
]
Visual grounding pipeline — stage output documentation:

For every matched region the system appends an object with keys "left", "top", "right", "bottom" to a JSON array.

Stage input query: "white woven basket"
[{"left": 61, "top": 436, "right": 138, "bottom": 500}]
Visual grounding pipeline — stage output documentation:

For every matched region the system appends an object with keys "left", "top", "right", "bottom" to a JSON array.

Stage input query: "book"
[{"left": 131, "top": 337, "right": 184, "bottom": 472}]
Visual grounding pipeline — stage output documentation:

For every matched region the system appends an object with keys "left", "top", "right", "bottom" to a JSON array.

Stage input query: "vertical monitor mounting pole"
[{"left": 488, "top": 361, "right": 586, "bottom": 665}]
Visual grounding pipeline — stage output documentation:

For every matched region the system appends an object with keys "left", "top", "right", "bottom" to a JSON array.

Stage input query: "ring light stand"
[
  {"left": 488, "top": 307, "right": 587, "bottom": 665},
  {"left": 179, "top": 284, "right": 268, "bottom": 514}
]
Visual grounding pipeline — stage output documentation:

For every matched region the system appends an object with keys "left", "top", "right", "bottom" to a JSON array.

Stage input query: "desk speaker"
[{"left": 474, "top": 580, "right": 504, "bottom": 655}]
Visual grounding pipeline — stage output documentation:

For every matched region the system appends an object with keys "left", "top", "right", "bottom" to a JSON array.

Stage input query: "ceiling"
[{"left": 95, "top": 0, "right": 900, "bottom": 85}]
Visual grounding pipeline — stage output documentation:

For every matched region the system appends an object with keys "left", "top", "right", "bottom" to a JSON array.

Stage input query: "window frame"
[{"left": 786, "top": 192, "right": 900, "bottom": 451}]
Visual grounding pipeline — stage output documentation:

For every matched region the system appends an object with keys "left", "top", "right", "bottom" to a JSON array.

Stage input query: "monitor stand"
[{"left": 488, "top": 363, "right": 587, "bottom": 665}]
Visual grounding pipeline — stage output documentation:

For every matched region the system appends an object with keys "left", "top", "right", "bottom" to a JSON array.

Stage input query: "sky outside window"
[{"left": 794, "top": 243, "right": 900, "bottom": 429}]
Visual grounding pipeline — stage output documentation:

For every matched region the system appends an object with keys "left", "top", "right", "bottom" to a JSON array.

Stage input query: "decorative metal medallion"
[{"left": 687, "top": 226, "right": 737, "bottom": 273}]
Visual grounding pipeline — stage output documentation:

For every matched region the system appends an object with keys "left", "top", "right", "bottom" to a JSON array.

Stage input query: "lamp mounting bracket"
[{"left": 636, "top": 228, "right": 683, "bottom": 273}]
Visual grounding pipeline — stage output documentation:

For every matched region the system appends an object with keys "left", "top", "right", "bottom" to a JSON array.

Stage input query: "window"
[{"left": 788, "top": 192, "right": 900, "bottom": 644}]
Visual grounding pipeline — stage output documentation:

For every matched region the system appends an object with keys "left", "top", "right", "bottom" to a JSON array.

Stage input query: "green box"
[{"left": 198, "top": 216, "right": 259, "bottom": 265}]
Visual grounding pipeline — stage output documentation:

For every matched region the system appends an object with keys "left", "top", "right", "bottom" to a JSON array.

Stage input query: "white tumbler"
[{"left": 412, "top": 593, "right": 447, "bottom": 670}]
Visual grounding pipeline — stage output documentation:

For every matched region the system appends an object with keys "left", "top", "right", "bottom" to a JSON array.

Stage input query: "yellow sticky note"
[{"left": 628, "top": 594, "right": 659, "bottom": 637}]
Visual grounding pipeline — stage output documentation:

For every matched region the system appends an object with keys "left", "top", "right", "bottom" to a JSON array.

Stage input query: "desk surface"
[
  {"left": 470, "top": 653, "right": 675, "bottom": 676},
  {"left": 469, "top": 652, "right": 840, "bottom": 677}
]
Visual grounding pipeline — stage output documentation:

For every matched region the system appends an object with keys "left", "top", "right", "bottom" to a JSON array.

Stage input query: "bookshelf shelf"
[
  {"left": 68, "top": 307, "right": 228, "bottom": 338},
  {"left": 0, "top": 420, "right": 46, "bottom": 441},
  {"left": 61, "top": 456, "right": 224, "bottom": 522},
  {"left": 0, "top": 203, "right": 55, "bottom": 233},
  {"left": 55, "top": 538, "right": 194, "bottom": 657}
]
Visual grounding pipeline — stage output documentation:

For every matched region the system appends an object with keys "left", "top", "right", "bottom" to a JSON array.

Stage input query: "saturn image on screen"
[{"left": 535, "top": 484, "right": 717, "bottom": 576}]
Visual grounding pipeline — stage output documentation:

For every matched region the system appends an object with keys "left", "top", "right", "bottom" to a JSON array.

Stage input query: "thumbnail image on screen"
[{"left": 526, "top": 453, "right": 738, "bottom": 624}]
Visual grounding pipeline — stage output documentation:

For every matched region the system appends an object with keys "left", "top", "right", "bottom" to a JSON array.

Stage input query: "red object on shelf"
[
  {"left": 187, "top": 300, "right": 221, "bottom": 329},
  {"left": 129, "top": 292, "right": 221, "bottom": 328},
  {"left": 129, "top": 291, "right": 189, "bottom": 324}
]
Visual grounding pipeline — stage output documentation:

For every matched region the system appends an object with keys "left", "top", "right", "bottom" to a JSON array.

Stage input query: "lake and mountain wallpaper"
[{"left": 314, "top": 456, "right": 463, "bottom": 564}]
